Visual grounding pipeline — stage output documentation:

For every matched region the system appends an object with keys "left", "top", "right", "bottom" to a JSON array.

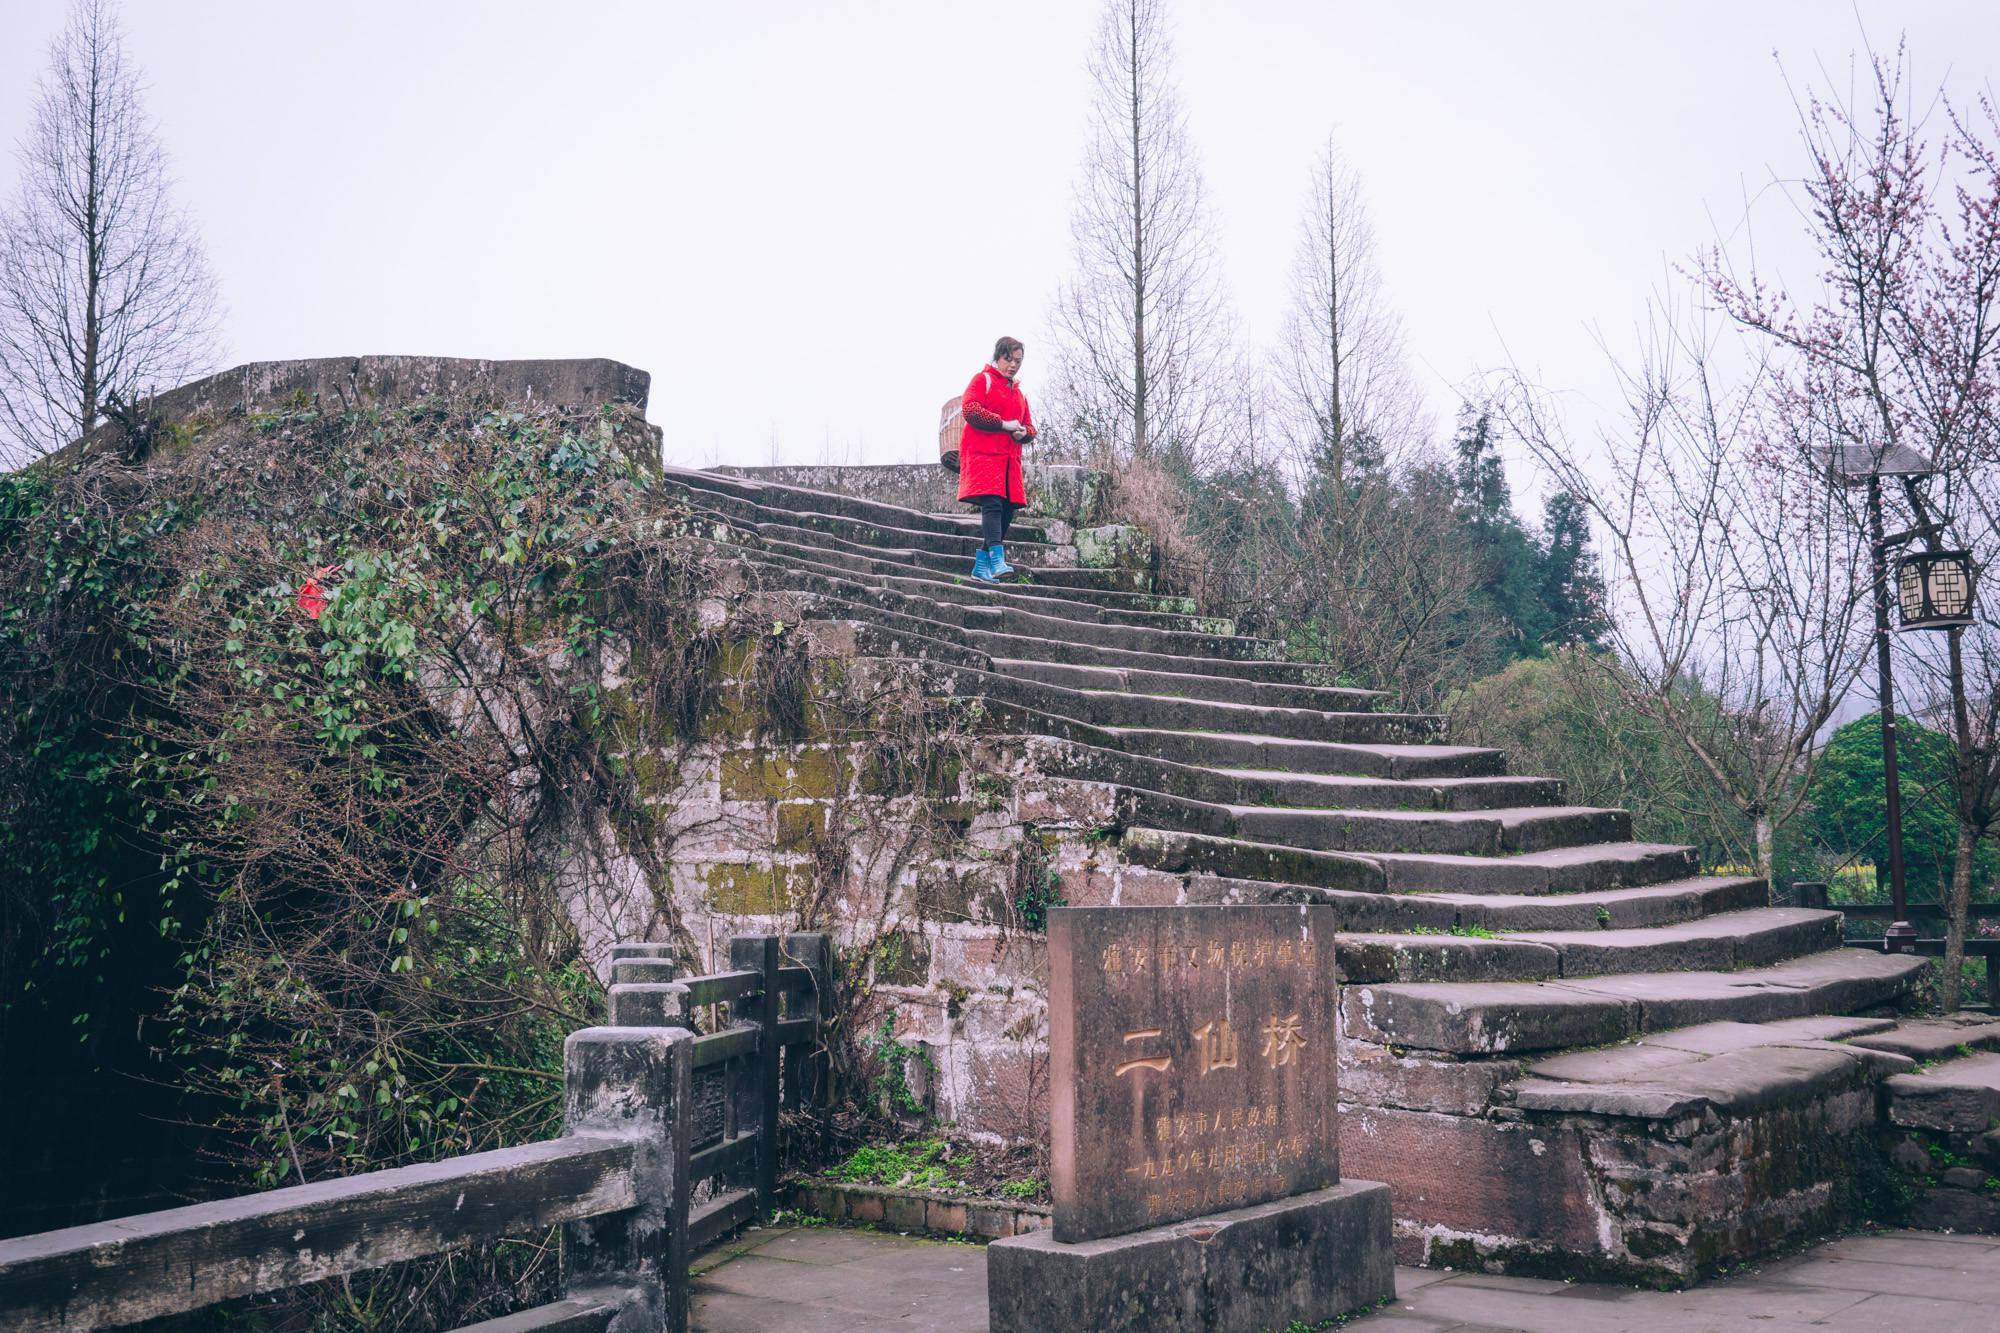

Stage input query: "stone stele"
[{"left": 1047, "top": 903, "right": 1341, "bottom": 1244}]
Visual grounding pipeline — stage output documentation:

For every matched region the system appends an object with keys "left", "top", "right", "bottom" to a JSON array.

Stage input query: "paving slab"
[{"left": 691, "top": 1225, "right": 1999, "bottom": 1333}]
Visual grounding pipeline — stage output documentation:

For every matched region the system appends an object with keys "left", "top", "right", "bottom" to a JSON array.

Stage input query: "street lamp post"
[
  {"left": 1862, "top": 473, "right": 1918, "bottom": 953},
  {"left": 1829, "top": 443, "right": 1938, "bottom": 955}
]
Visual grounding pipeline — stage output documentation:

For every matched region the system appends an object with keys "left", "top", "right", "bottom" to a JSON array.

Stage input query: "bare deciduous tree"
[
  {"left": 0, "top": 0, "right": 219, "bottom": 466},
  {"left": 1503, "top": 296, "right": 1876, "bottom": 880},
  {"left": 1278, "top": 136, "right": 1426, "bottom": 493},
  {"left": 1046, "top": 0, "right": 1233, "bottom": 467}
]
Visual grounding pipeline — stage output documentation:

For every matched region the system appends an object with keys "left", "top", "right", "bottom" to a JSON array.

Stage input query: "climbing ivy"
[{"left": 0, "top": 395, "right": 719, "bottom": 1327}]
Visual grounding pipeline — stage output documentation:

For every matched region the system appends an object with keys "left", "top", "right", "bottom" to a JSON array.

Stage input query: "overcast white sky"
[{"left": 4, "top": 1, "right": 1997, "bottom": 485}]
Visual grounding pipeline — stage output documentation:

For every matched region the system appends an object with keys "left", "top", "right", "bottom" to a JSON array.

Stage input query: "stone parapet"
[{"left": 64, "top": 355, "right": 651, "bottom": 459}]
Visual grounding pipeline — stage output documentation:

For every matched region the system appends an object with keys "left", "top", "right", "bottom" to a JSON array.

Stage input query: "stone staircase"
[{"left": 658, "top": 464, "right": 1951, "bottom": 1285}]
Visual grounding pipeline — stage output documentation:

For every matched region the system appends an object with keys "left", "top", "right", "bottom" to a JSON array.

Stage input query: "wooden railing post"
[
  {"left": 562, "top": 1024, "right": 694, "bottom": 1333},
  {"left": 785, "top": 932, "right": 831, "bottom": 1107},
  {"left": 1793, "top": 881, "right": 1830, "bottom": 910}
]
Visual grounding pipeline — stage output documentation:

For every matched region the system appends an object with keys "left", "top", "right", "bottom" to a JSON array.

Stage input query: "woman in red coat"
[{"left": 958, "top": 336, "right": 1036, "bottom": 581}]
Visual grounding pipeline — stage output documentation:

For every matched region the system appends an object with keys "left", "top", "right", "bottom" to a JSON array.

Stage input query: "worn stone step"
[
  {"left": 664, "top": 465, "right": 1056, "bottom": 545},
  {"left": 1099, "top": 730, "right": 1492, "bottom": 777},
  {"left": 993, "top": 658, "right": 1382, "bottom": 713},
  {"left": 684, "top": 491, "right": 1150, "bottom": 597},
  {"left": 1844, "top": 1015, "right": 2000, "bottom": 1062},
  {"left": 1184, "top": 874, "right": 1770, "bottom": 935},
  {"left": 1883, "top": 1051, "right": 2000, "bottom": 1133},
  {"left": 1108, "top": 789, "right": 1623, "bottom": 858},
  {"left": 1228, "top": 805, "right": 1632, "bottom": 857},
  {"left": 965, "top": 631, "right": 1345, "bottom": 685},
  {"left": 1341, "top": 950, "right": 1929, "bottom": 1055},
  {"left": 1028, "top": 738, "right": 1560, "bottom": 814},
  {"left": 1214, "top": 769, "right": 1565, "bottom": 812},
  {"left": 751, "top": 539, "right": 1220, "bottom": 631},
  {"left": 1503, "top": 908, "right": 1844, "bottom": 977},
  {"left": 1122, "top": 826, "right": 1384, "bottom": 894},
  {"left": 1337, "top": 933, "right": 1562, "bottom": 984},
  {"left": 1436, "top": 877, "right": 1770, "bottom": 931},
  {"left": 734, "top": 560, "right": 1244, "bottom": 676},
  {"left": 1371, "top": 842, "right": 1702, "bottom": 896},
  {"left": 1511, "top": 1015, "right": 1911, "bottom": 1120},
  {"left": 668, "top": 472, "right": 1074, "bottom": 567},
  {"left": 968, "top": 671, "right": 1440, "bottom": 746}
]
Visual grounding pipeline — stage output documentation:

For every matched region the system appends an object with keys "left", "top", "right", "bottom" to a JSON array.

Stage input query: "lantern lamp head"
[{"left": 1895, "top": 550, "right": 1975, "bottom": 631}]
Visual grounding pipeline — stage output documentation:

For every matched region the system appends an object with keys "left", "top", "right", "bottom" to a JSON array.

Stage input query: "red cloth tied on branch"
[{"left": 296, "top": 564, "right": 340, "bottom": 620}]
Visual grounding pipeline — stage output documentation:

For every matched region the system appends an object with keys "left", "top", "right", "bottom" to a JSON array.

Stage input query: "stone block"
[
  {"left": 1058, "top": 866, "right": 1117, "bottom": 908},
  {"left": 1340, "top": 1106, "right": 1602, "bottom": 1254},
  {"left": 926, "top": 1199, "right": 970, "bottom": 1235},
  {"left": 1115, "top": 866, "right": 1183, "bottom": 907},
  {"left": 1340, "top": 1042, "right": 1520, "bottom": 1115},
  {"left": 1074, "top": 523, "right": 1153, "bottom": 571},
  {"left": 986, "top": 1181, "right": 1394, "bottom": 1333},
  {"left": 1911, "top": 1184, "right": 2000, "bottom": 1233},
  {"left": 718, "top": 746, "right": 850, "bottom": 801},
  {"left": 703, "top": 862, "right": 800, "bottom": 915},
  {"left": 883, "top": 1192, "right": 927, "bottom": 1233}
]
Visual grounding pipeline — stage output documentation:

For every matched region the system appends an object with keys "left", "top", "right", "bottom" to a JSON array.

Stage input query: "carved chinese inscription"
[{"left": 1047, "top": 904, "right": 1340, "bottom": 1243}]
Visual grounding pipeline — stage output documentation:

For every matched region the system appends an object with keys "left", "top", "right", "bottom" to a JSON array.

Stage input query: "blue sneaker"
[
  {"left": 989, "top": 543, "right": 1016, "bottom": 578},
  {"left": 971, "top": 544, "right": 998, "bottom": 581}
]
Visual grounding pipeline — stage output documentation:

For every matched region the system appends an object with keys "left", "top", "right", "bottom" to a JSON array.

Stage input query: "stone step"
[
  {"left": 1510, "top": 1015, "right": 1911, "bottom": 1120},
  {"left": 1337, "top": 933, "right": 1563, "bottom": 984},
  {"left": 1029, "top": 738, "right": 1561, "bottom": 813},
  {"left": 1844, "top": 1015, "right": 2000, "bottom": 1062},
  {"left": 1214, "top": 769, "right": 1563, "bottom": 812},
  {"left": 667, "top": 471, "right": 1074, "bottom": 566},
  {"left": 1341, "top": 950, "right": 1929, "bottom": 1055},
  {"left": 749, "top": 539, "right": 1222, "bottom": 632},
  {"left": 664, "top": 464, "right": 1055, "bottom": 545},
  {"left": 1883, "top": 1050, "right": 2000, "bottom": 1133},
  {"left": 1227, "top": 804, "right": 1632, "bottom": 857},
  {"left": 1328, "top": 909, "right": 1835, "bottom": 986},
  {"left": 964, "top": 631, "right": 1345, "bottom": 686},
  {"left": 968, "top": 671, "right": 1439, "bottom": 746},
  {"left": 1112, "top": 789, "right": 1626, "bottom": 858},
  {"left": 1123, "top": 827, "right": 1384, "bottom": 894},
  {"left": 734, "top": 559, "right": 1266, "bottom": 671},
  {"left": 1371, "top": 842, "right": 1702, "bottom": 896},
  {"left": 1502, "top": 907, "right": 1844, "bottom": 977},
  {"left": 993, "top": 658, "right": 1383, "bottom": 713},
  {"left": 1186, "top": 874, "right": 1770, "bottom": 934},
  {"left": 1098, "top": 729, "right": 1496, "bottom": 777},
  {"left": 1435, "top": 876, "right": 1770, "bottom": 931},
  {"left": 680, "top": 487, "right": 1150, "bottom": 597},
  {"left": 757, "top": 516, "right": 1075, "bottom": 570}
]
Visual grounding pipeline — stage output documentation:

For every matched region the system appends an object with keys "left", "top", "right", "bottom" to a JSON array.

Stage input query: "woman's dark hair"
[{"left": 993, "top": 336, "right": 1025, "bottom": 361}]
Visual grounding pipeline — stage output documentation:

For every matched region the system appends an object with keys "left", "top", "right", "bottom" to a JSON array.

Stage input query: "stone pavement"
[{"left": 690, "top": 1224, "right": 2000, "bottom": 1331}]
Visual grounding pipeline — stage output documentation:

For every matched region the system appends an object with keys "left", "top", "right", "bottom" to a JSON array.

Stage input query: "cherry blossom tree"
[{"left": 1702, "top": 43, "right": 2000, "bottom": 1006}]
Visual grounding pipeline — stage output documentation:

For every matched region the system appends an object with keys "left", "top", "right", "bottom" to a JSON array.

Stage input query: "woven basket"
[{"left": 938, "top": 395, "right": 964, "bottom": 472}]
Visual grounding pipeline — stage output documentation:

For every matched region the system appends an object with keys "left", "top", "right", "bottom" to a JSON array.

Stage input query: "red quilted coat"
[{"left": 956, "top": 363, "right": 1035, "bottom": 505}]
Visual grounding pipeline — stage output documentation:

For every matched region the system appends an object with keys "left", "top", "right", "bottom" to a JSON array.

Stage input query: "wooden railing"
[{"left": 0, "top": 932, "right": 829, "bottom": 1333}]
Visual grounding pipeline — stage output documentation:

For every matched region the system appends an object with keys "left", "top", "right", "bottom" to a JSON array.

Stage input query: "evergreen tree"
[
  {"left": 1539, "top": 490, "right": 1610, "bottom": 648},
  {"left": 1451, "top": 407, "right": 1551, "bottom": 656}
]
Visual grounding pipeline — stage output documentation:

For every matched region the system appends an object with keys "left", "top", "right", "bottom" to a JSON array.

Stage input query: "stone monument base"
[{"left": 986, "top": 1180, "right": 1395, "bottom": 1333}]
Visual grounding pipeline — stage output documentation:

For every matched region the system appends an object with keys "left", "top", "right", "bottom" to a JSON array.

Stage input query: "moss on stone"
[{"left": 705, "top": 861, "right": 800, "bottom": 914}]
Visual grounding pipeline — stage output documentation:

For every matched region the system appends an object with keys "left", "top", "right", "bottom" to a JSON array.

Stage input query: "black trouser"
[{"left": 972, "top": 495, "right": 1018, "bottom": 547}]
